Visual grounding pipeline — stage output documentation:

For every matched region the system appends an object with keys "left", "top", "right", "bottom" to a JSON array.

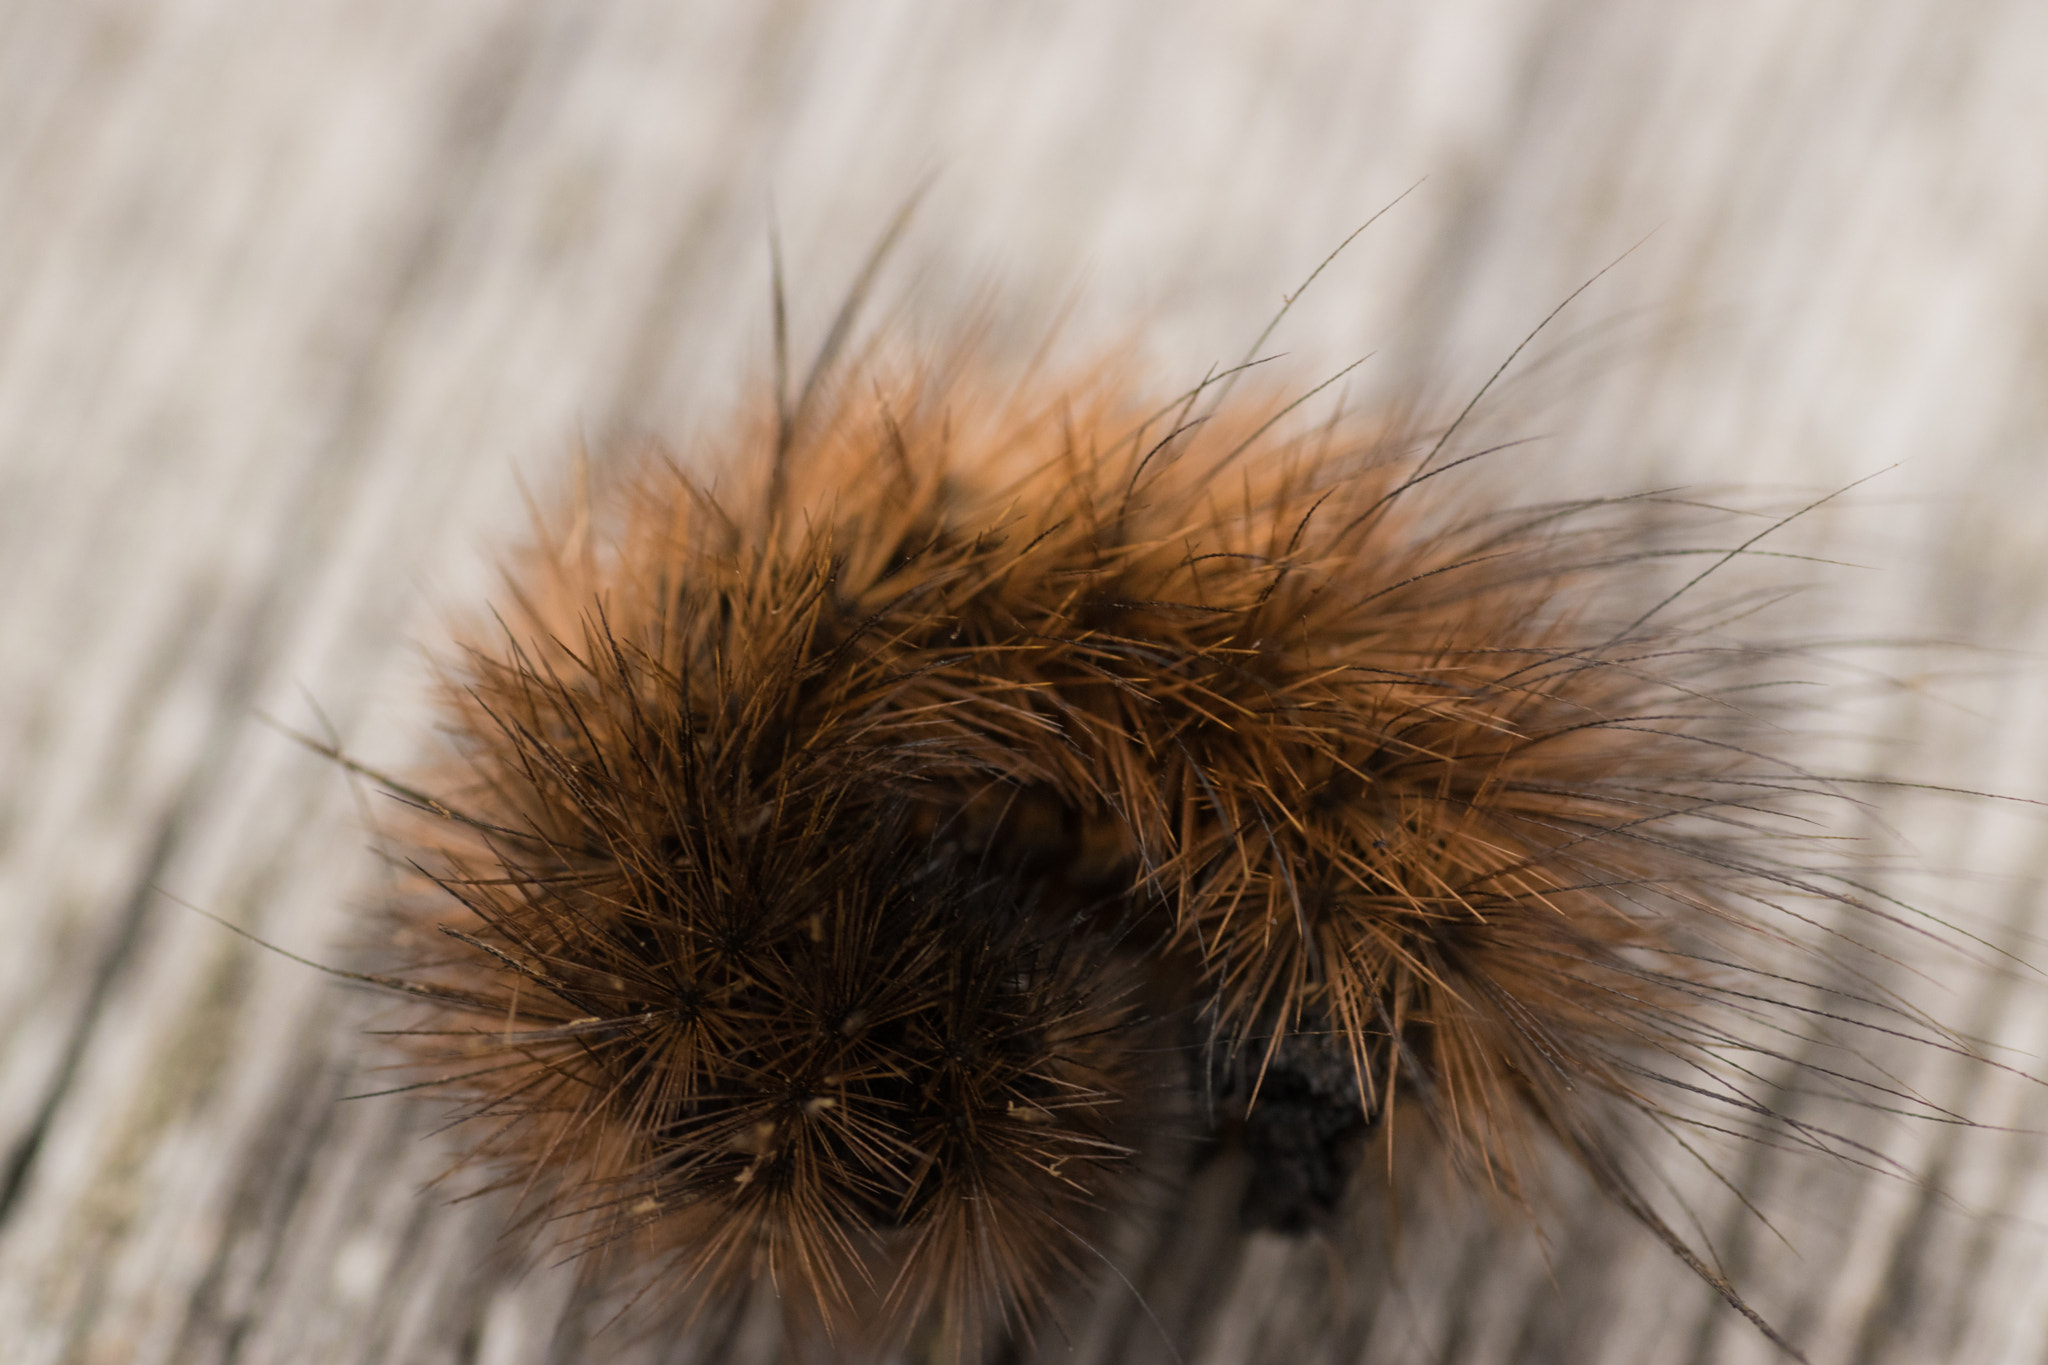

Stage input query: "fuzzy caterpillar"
[{"left": 356, "top": 326, "right": 1981, "bottom": 1362}]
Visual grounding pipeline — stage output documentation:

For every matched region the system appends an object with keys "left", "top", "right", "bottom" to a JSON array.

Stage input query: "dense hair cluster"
[
  {"left": 372, "top": 348, "right": 1906, "bottom": 1357},
  {"left": 383, "top": 472, "right": 1152, "bottom": 1350}
]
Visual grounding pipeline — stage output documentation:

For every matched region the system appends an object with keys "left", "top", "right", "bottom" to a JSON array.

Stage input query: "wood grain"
[{"left": 6, "top": 4, "right": 2048, "bottom": 1362}]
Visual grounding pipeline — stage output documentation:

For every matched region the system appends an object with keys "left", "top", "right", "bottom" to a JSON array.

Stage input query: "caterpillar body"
[{"left": 360, "top": 322, "right": 1978, "bottom": 1362}]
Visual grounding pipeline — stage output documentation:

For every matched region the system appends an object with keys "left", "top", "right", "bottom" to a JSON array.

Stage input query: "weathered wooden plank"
[{"left": 4, "top": 4, "right": 2048, "bottom": 1362}]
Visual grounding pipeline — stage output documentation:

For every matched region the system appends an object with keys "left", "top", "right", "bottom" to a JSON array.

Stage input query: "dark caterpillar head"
[{"left": 373, "top": 551, "right": 1151, "bottom": 1354}]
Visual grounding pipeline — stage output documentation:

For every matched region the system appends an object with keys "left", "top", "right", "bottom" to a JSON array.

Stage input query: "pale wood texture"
[{"left": 6, "top": 4, "right": 2048, "bottom": 1362}]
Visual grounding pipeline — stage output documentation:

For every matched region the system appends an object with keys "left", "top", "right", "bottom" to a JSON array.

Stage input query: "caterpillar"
[{"left": 334, "top": 260, "right": 1998, "bottom": 1364}]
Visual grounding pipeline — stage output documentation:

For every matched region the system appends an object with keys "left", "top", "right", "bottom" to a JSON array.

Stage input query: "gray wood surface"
[{"left": 6, "top": 3, "right": 2048, "bottom": 1362}]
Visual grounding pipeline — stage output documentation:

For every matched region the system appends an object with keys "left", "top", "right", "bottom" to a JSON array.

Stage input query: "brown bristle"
[{"left": 376, "top": 348, "right": 1923, "bottom": 1359}]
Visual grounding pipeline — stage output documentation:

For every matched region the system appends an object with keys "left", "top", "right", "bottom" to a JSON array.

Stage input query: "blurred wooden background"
[{"left": 7, "top": 2, "right": 2048, "bottom": 1361}]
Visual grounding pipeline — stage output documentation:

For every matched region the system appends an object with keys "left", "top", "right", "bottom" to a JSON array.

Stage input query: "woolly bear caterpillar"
[{"left": 279, "top": 221, "right": 2025, "bottom": 1365}]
